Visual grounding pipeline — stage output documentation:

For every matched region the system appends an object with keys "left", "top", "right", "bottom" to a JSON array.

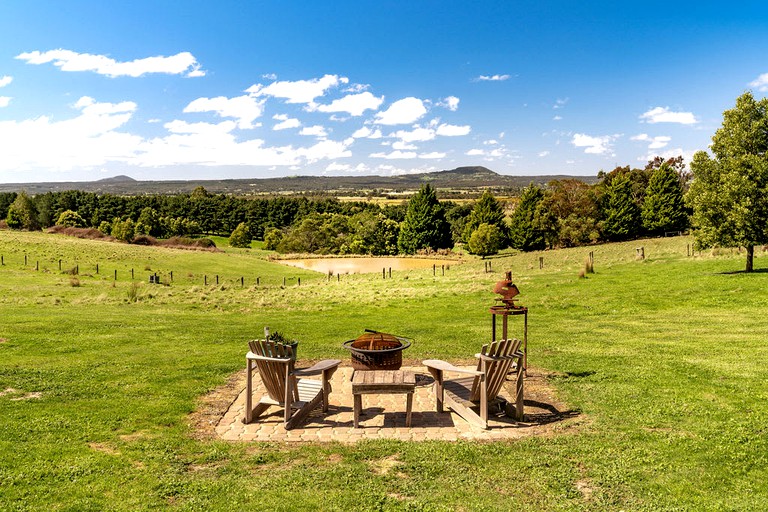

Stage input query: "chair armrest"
[
  {"left": 475, "top": 352, "right": 523, "bottom": 362},
  {"left": 292, "top": 359, "right": 341, "bottom": 377},
  {"left": 423, "top": 359, "right": 483, "bottom": 376}
]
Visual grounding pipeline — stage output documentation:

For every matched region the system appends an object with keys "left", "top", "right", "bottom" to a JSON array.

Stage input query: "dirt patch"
[
  {"left": 10, "top": 392, "right": 42, "bottom": 401},
  {"left": 88, "top": 442, "right": 120, "bottom": 456},
  {"left": 0, "top": 338, "right": 8, "bottom": 344},
  {"left": 369, "top": 454, "right": 402, "bottom": 475},
  {"left": 0, "top": 388, "right": 18, "bottom": 397},
  {"left": 189, "top": 369, "right": 248, "bottom": 440}
]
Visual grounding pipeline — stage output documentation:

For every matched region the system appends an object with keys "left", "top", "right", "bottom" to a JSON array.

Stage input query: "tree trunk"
[{"left": 746, "top": 245, "right": 754, "bottom": 272}]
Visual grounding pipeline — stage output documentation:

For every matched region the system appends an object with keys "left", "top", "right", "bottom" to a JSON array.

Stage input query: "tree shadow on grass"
[{"left": 719, "top": 268, "right": 768, "bottom": 275}]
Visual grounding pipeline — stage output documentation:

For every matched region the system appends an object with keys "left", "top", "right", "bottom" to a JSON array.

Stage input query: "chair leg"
[
  {"left": 427, "top": 368, "right": 444, "bottom": 413},
  {"left": 244, "top": 359, "right": 254, "bottom": 423}
]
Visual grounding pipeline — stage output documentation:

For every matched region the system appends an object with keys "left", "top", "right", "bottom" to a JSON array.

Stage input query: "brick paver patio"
[{"left": 215, "top": 366, "right": 546, "bottom": 443}]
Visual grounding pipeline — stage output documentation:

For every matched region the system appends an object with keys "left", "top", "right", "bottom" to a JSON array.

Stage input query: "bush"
[
  {"left": 56, "top": 210, "right": 86, "bottom": 228},
  {"left": 467, "top": 223, "right": 503, "bottom": 258},
  {"left": 229, "top": 223, "right": 252, "bottom": 248}
]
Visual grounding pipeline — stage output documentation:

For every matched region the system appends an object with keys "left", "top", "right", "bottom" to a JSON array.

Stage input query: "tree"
[
  {"left": 56, "top": 210, "right": 86, "bottom": 228},
  {"left": 688, "top": 92, "right": 768, "bottom": 272},
  {"left": 467, "top": 223, "right": 503, "bottom": 258},
  {"left": 642, "top": 163, "right": 688, "bottom": 235},
  {"left": 462, "top": 191, "right": 508, "bottom": 244},
  {"left": 602, "top": 173, "right": 641, "bottom": 241},
  {"left": 508, "top": 184, "right": 545, "bottom": 251},
  {"left": 229, "top": 222, "right": 252, "bottom": 248},
  {"left": 111, "top": 218, "right": 135, "bottom": 242},
  {"left": 6, "top": 191, "right": 40, "bottom": 230},
  {"left": 397, "top": 184, "right": 452, "bottom": 254},
  {"left": 263, "top": 227, "right": 283, "bottom": 250}
]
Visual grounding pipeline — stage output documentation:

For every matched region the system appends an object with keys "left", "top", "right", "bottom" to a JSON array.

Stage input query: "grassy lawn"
[{"left": 0, "top": 230, "right": 766, "bottom": 510}]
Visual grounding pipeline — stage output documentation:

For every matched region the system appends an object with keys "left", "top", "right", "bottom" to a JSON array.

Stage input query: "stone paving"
[{"left": 215, "top": 366, "right": 547, "bottom": 443}]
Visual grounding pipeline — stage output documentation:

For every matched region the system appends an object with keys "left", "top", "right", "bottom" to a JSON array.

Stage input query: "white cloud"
[
  {"left": 483, "top": 139, "right": 498, "bottom": 145},
  {"left": 631, "top": 133, "right": 671, "bottom": 150},
  {"left": 437, "top": 96, "right": 460, "bottom": 111},
  {"left": 418, "top": 152, "right": 446, "bottom": 159},
  {"left": 273, "top": 116, "right": 301, "bottom": 130},
  {"left": 571, "top": 133, "right": 619, "bottom": 155},
  {"left": 392, "top": 126, "right": 435, "bottom": 143},
  {"left": 299, "top": 125, "right": 328, "bottom": 137},
  {"left": 392, "top": 140, "right": 418, "bottom": 150},
  {"left": 325, "top": 162, "right": 351, "bottom": 172},
  {"left": 553, "top": 98, "right": 568, "bottom": 109},
  {"left": 16, "top": 49, "right": 204, "bottom": 78},
  {"left": 183, "top": 95, "right": 265, "bottom": 129},
  {"left": 0, "top": 76, "right": 12, "bottom": 88},
  {"left": 553, "top": 115, "right": 563, "bottom": 121},
  {"left": 297, "top": 139, "right": 352, "bottom": 163},
  {"left": 0, "top": 97, "right": 10, "bottom": 108},
  {"left": 475, "top": 74, "right": 510, "bottom": 81},
  {"left": 749, "top": 73, "right": 768, "bottom": 92},
  {"left": 435, "top": 123, "right": 470, "bottom": 136},
  {"left": 466, "top": 149, "right": 485, "bottom": 156},
  {"left": 164, "top": 120, "right": 237, "bottom": 135},
  {"left": 247, "top": 74, "right": 346, "bottom": 104},
  {"left": 370, "top": 150, "right": 418, "bottom": 159},
  {"left": 639, "top": 106, "right": 697, "bottom": 125},
  {"left": 351, "top": 126, "right": 383, "bottom": 139},
  {"left": 314, "top": 91, "right": 383, "bottom": 116},
  {"left": 0, "top": 96, "right": 141, "bottom": 171},
  {"left": 538, "top": 151, "right": 550, "bottom": 157},
  {"left": 374, "top": 97, "right": 427, "bottom": 125},
  {"left": 345, "top": 83, "right": 369, "bottom": 93},
  {"left": 262, "top": 73, "right": 277, "bottom": 80}
]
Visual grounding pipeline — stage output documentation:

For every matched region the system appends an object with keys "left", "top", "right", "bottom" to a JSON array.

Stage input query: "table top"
[{"left": 352, "top": 370, "right": 416, "bottom": 392}]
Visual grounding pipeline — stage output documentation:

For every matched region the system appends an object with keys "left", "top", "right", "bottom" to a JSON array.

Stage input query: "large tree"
[
  {"left": 397, "top": 184, "right": 452, "bottom": 254},
  {"left": 642, "top": 163, "right": 688, "bottom": 235},
  {"left": 602, "top": 172, "right": 641, "bottom": 241},
  {"left": 462, "top": 190, "right": 508, "bottom": 244},
  {"left": 508, "top": 184, "right": 545, "bottom": 251},
  {"left": 688, "top": 91, "right": 768, "bottom": 272}
]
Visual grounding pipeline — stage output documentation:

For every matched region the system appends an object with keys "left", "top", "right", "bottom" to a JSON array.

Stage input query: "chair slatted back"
[
  {"left": 469, "top": 338, "right": 521, "bottom": 402},
  {"left": 248, "top": 339, "right": 297, "bottom": 404}
]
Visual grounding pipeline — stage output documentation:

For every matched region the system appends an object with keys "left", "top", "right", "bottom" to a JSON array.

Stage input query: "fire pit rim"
[{"left": 342, "top": 338, "right": 412, "bottom": 353}]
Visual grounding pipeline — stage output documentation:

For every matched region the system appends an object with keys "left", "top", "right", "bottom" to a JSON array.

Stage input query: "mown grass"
[{"left": 0, "top": 230, "right": 766, "bottom": 510}]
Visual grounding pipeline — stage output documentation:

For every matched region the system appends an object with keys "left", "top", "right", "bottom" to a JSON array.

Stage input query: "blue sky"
[{"left": 1, "top": 1, "right": 767, "bottom": 183}]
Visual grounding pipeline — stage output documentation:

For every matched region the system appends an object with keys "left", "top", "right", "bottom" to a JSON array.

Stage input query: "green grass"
[{"left": 1, "top": 230, "right": 766, "bottom": 510}]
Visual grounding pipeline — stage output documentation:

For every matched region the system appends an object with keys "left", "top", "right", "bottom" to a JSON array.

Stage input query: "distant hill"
[{"left": 0, "top": 167, "right": 598, "bottom": 196}]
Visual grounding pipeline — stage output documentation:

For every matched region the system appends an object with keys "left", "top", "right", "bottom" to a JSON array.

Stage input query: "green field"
[{"left": 1, "top": 229, "right": 766, "bottom": 511}]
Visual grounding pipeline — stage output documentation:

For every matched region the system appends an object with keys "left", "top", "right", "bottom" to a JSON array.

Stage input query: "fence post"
[
  {"left": 205, "top": 275, "right": 207, "bottom": 286},
  {"left": 24, "top": 254, "right": 27, "bottom": 266},
  {"left": 76, "top": 265, "right": 79, "bottom": 275},
  {"left": 58, "top": 259, "right": 61, "bottom": 270},
  {"left": 389, "top": 267, "right": 392, "bottom": 278},
  {"left": 433, "top": 264, "right": 436, "bottom": 276},
  {"left": 337, "top": 274, "right": 340, "bottom": 282},
  {"left": 298, "top": 277, "right": 301, "bottom": 286},
  {"left": 283, "top": 277, "right": 286, "bottom": 286},
  {"left": 442, "top": 265, "right": 445, "bottom": 276},
  {"left": 383, "top": 268, "right": 386, "bottom": 279},
  {"left": 131, "top": 268, "right": 134, "bottom": 280},
  {"left": 216, "top": 275, "right": 219, "bottom": 285},
  {"left": 96, "top": 263, "right": 99, "bottom": 274},
  {"left": 170, "top": 271, "right": 173, "bottom": 282},
  {"left": 257, "top": 277, "right": 260, "bottom": 286},
  {"left": 114, "top": 270, "right": 117, "bottom": 280},
  {"left": 241, "top": 277, "right": 244, "bottom": 287},
  {"left": 36, "top": 261, "right": 39, "bottom": 271}
]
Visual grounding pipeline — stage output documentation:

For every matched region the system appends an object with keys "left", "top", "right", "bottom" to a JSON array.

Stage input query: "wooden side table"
[{"left": 352, "top": 370, "right": 416, "bottom": 428}]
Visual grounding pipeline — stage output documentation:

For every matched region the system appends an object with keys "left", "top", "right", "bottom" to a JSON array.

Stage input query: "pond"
[{"left": 277, "top": 257, "right": 458, "bottom": 274}]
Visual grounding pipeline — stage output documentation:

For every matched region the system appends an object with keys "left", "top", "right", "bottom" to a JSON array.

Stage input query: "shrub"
[
  {"left": 56, "top": 210, "right": 86, "bottom": 228},
  {"left": 229, "top": 222, "right": 252, "bottom": 248}
]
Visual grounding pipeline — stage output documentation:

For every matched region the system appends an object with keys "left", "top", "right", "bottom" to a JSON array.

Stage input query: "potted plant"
[{"left": 264, "top": 326, "right": 298, "bottom": 359}]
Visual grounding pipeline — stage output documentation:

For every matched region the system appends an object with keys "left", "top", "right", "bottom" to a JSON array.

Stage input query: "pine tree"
[
  {"left": 508, "top": 184, "right": 545, "bottom": 251},
  {"left": 397, "top": 184, "right": 452, "bottom": 254},
  {"left": 642, "top": 163, "right": 688, "bottom": 235},
  {"left": 6, "top": 191, "right": 40, "bottom": 230},
  {"left": 463, "top": 190, "right": 507, "bottom": 242},
  {"left": 602, "top": 173, "right": 640, "bottom": 241}
]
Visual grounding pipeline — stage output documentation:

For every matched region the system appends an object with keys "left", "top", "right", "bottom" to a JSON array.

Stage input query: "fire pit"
[{"left": 343, "top": 330, "right": 411, "bottom": 371}]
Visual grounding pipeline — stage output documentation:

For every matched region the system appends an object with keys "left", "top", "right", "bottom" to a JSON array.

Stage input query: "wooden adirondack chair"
[
  {"left": 244, "top": 339, "right": 341, "bottom": 429},
  {"left": 423, "top": 338, "right": 524, "bottom": 429}
]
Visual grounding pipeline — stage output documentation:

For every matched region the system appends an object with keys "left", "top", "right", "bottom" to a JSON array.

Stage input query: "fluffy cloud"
[
  {"left": 0, "top": 96, "right": 141, "bottom": 171},
  {"left": 183, "top": 95, "right": 264, "bottom": 129},
  {"left": 247, "top": 74, "right": 347, "bottom": 104},
  {"left": 475, "top": 74, "right": 510, "bottom": 81},
  {"left": 437, "top": 96, "right": 460, "bottom": 111},
  {"left": 374, "top": 97, "right": 427, "bottom": 125},
  {"left": 299, "top": 125, "right": 328, "bottom": 137},
  {"left": 325, "top": 162, "right": 351, "bottom": 172},
  {"left": 631, "top": 133, "right": 671, "bottom": 150},
  {"left": 16, "top": 49, "right": 204, "bottom": 78},
  {"left": 0, "top": 76, "right": 12, "bottom": 88},
  {"left": 314, "top": 91, "right": 383, "bottom": 116},
  {"left": 571, "top": 133, "right": 619, "bottom": 154},
  {"left": 435, "top": 123, "right": 470, "bottom": 136},
  {"left": 538, "top": 151, "right": 550, "bottom": 157},
  {"left": 351, "top": 126, "right": 383, "bottom": 139},
  {"left": 639, "top": 107, "right": 697, "bottom": 125},
  {"left": 418, "top": 152, "right": 446, "bottom": 159},
  {"left": 272, "top": 114, "right": 301, "bottom": 130},
  {"left": 749, "top": 73, "right": 768, "bottom": 92},
  {"left": 391, "top": 126, "right": 435, "bottom": 143},
  {"left": 0, "top": 97, "right": 10, "bottom": 108},
  {"left": 465, "top": 147, "right": 506, "bottom": 158},
  {"left": 370, "top": 150, "right": 418, "bottom": 159},
  {"left": 553, "top": 98, "right": 568, "bottom": 109},
  {"left": 392, "top": 141, "right": 418, "bottom": 150}
]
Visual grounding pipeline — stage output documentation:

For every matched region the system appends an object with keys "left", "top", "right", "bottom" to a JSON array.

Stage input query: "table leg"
[
  {"left": 405, "top": 392, "right": 413, "bottom": 427},
  {"left": 353, "top": 393, "right": 362, "bottom": 428}
]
